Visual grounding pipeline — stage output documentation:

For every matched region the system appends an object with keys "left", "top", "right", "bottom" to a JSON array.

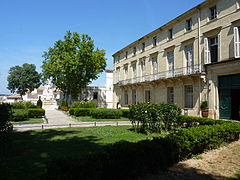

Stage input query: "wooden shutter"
[
  {"left": 234, "top": 27, "right": 240, "bottom": 58},
  {"left": 204, "top": 38, "right": 210, "bottom": 64},
  {"left": 218, "top": 33, "right": 221, "bottom": 61}
]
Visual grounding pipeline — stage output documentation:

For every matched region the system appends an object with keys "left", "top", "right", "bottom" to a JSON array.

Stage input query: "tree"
[
  {"left": 7, "top": 63, "right": 41, "bottom": 98},
  {"left": 41, "top": 31, "right": 106, "bottom": 100}
]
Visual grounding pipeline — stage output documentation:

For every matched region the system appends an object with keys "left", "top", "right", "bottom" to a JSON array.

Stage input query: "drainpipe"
[{"left": 197, "top": 7, "right": 202, "bottom": 117}]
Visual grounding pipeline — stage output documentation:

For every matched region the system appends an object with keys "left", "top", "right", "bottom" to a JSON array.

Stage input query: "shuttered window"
[{"left": 234, "top": 27, "right": 240, "bottom": 58}]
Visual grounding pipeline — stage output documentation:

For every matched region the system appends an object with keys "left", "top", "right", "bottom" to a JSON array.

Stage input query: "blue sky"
[{"left": 0, "top": 0, "right": 204, "bottom": 94}]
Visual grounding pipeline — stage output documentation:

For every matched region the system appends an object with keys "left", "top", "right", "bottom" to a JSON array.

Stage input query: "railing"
[{"left": 118, "top": 64, "right": 204, "bottom": 86}]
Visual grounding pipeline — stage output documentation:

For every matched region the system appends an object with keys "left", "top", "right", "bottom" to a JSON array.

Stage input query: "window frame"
[
  {"left": 209, "top": 6, "right": 217, "bottom": 20},
  {"left": 153, "top": 36, "right": 157, "bottom": 47},
  {"left": 184, "top": 85, "right": 193, "bottom": 108},
  {"left": 167, "top": 87, "right": 174, "bottom": 104},
  {"left": 142, "top": 42, "right": 145, "bottom": 52},
  {"left": 168, "top": 28, "right": 173, "bottom": 40},
  {"left": 145, "top": 90, "right": 151, "bottom": 103},
  {"left": 133, "top": 46, "right": 137, "bottom": 56},
  {"left": 186, "top": 19, "right": 192, "bottom": 31},
  {"left": 124, "top": 90, "right": 128, "bottom": 105}
]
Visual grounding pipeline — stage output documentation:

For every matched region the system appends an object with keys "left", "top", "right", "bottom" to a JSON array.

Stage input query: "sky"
[{"left": 0, "top": 0, "right": 204, "bottom": 94}]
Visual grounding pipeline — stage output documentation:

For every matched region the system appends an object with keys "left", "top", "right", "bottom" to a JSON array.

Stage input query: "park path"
[{"left": 13, "top": 109, "right": 131, "bottom": 131}]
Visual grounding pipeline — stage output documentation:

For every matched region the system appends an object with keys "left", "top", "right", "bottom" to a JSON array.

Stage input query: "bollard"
[
  {"left": 42, "top": 125, "right": 44, "bottom": 129},
  {"left": 69, "top": 123, "right": 71, "bottom": 128},
  {"left": 116, "top": 122, "right": 118, "bottom": 126},
  {"left": 94, "top": 122, "right": 96, "bottom": 126}
]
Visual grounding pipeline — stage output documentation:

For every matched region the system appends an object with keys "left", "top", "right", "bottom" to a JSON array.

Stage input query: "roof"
[
  {"left": 105, "top": 69, "right": 113, "bottom": 73},
  {"left": 7, "top": 94, "right": 21, "bottom": 99},
  {"left": 112, "top": 0, "right": 209, "bottom": 56}
]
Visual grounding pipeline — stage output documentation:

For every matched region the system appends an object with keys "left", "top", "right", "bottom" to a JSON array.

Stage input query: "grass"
[
  {"left": 11, "top": 118, "right": 44, "bottom": 125},
  {"left": 71, "top": 115, "right": 130, "bottom": 122},
  {"left": 0, "top": 126, "right": 159, "bottom": 180}
]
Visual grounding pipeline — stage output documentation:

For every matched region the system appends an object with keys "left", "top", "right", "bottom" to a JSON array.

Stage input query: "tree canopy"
[
  {"left": 41, "top": 31, "right": 106, "bottom": 99},
  {"left": 7, "top": 63, "right": 41, "bottom": 97}
]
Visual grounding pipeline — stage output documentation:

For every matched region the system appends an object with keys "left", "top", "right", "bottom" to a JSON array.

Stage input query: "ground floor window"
[
  {"left": 185, "top": 85, "right": 193, "bottom": 108},
  {"left": 132, "top": 89, "right": 137, "bottom": 105},
  {"left": 145, "top": 90, "right": 151, "bottom": 103},
  {"left": 93, "top": 92, "right": 98, "bottom": 100},
  {"left": 124, "top": 90, "right": 128, "bottom": 105},
  {"left": 167, "top": 87, "right": 174, "bottom": 104}
]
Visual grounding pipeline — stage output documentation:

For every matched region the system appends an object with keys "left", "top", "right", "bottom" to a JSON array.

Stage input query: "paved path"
[{"left": 13, "top": 109, "right": 131, "bottom": 131}]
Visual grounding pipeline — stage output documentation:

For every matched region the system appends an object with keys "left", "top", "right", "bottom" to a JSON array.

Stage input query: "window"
[
  {"left": 140, "top": 60, "right": 146, "bottom": 76},
  {"left": 116, "top": 68, "right": 120, "bottom": 82},
  {"left": 93, "top": 92, "right": 98, "bottom": 100},
  {"left": 153, "top": 36, "right": 157, "bottom": 47},
  {"left": 234, "top": 27, "right": 240, "bottom": 58},
  {"left": 167, "top": 87, "right": 174, "bottom": 104},
  {"left": 117, "top": 55, "right": 120, "bottom": 63},
  {"left": 124, "top": 90, "right": 128, "bottom": 105},
  {"left": 209, "top": 6, "right": 217, "bottom": 20},
  {"left": 167, "top": 51, "right": 174, "bottom": 77},
  {"left": 185, "top": 85, "right": 193, "bottom": 108},
  {"left": 125, "top": 51, "right": 128, "bottom": 59},
  {"left": 132, "top": 89, "right": 137, "bottom": 105},
  {"left": 152, "top": 57, "right": 158, "bottom": 74},
  {"left": 142, "top": 42, "right": 145, "bottom": 52},
  {"left": 186, "top": 19, "right": 192, "bottom": 31},
  {"left": 168, "top": 28, "right": 173, "bottom": 39},
  {"left": 133, "top": 47, "right": 137, "bottom": 56},
  {"left": 184, "top": 44, "right": 194, "bottom": 74},
  {"left": 204, "top": 35, "right": 220, "bottom": 64},
  {"left": 124, "top": 65, "right": 128, "bottom": 80},
  {"left": 145, "top": 90, "right": 151, "bottom": 103},
  {"left": 132, "top": 63, "right": 137, "bottom": 78}
]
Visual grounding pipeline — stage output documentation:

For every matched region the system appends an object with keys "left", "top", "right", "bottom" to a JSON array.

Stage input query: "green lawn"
[
  {"left": 71, "top": 115, "right": 130, "bottom": 122},
  {"left": 0, "top": 126, "right": 160, "bottom": 180},
  {"left": 11, "top": 118, "right": 44, "bottom": 125}
]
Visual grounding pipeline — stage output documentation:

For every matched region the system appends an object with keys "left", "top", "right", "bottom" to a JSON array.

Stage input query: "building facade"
[{"left": 113, "top": 0, "right": 240, "bottom": 120}]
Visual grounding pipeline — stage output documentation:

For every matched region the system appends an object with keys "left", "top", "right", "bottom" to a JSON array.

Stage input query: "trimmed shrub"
[
  {"left": 27, "top": 109, "right": 45, "bottom": 118},
  {"left": 178, "top": 115, "right": 226, "bottom": 128},
  {"left": 0, "top": 103, "right": 13, "bottom": 148},
  {"left": 119, "top": 109, "right": 130, "bottom": 118},
  {"left": 44, "top": 122, "right": 240, "bottom": 180},
  {"left": 11, "top": 101, "right": 36, "bottom": 109},
  {"left": 91, "top": 109, "right": 122, "bottom": 119},
  {"left": 71, "top": 100, "right": 98, "bottom": 108},
  {"left": 12, "top": 109, "right": 29, "bottom": 121},
  {"left": 129, "top": 103, "right": 181, "bottom": 133},
  {"left": 69, "top": 108, "right": 95, "bottom": 117}
]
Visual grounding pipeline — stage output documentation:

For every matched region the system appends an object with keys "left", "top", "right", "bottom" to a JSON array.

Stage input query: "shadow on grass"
[{"left": 0, "top": 129, "right": 105, "bottom": 180}]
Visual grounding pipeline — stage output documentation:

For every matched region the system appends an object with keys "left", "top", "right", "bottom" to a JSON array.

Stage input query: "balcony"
[{"left": 117, "top": 64, "right": 205, "bottom": 86}]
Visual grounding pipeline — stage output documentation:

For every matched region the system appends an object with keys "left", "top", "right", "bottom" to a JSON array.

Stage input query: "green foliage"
[
  {"left": 27, "top": 109, "right": 45, "bottom": 118},
  {"left": 42, "top": 31, "right": 107, "bottom": 98},
  {"left": 12, "top": 109, "right": 45, "bottom": 121},
  {"left": 69, "top": 108, "right": 95, "bottom": 117},
  {"left": 71, "top": 100, "right": 97, "bottom": 108},
  {"left": 44, "top": 122, "right": 240, "bottom": 180},
  {"left": 12, "top": 109, "right": 29, "bottom": 121},
  {"left": 60, "top": 100, "right": 68, "bottom": 107},
  {"left": 37, "top": 98, "right": 43, "bottom": 108},
  {"left": 119, "top": 109, "right": 130, "bottom": 118},
  {"left": 7, "top": 63, "right": 41, "bottom": 97},
  {"left": 129, "top": 103, "right": 181, "bottom": 133},
  {"left": 0, "top": 103, "right": 13, "bottom": 148},
  {"left": 200, "top": 101, "right": 208, "bottom": 111},
  {"left": 91, "top": 109, "right": 122, "bottom": 119},
  {"left": 11, "top": 101, "right": 36, "bottom": 109},
  {"left": 178, "top": 115, "right": 226, "bottom": 128}
]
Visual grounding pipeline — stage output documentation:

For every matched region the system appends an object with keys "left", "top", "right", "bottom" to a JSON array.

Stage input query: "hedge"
[
  {"left": 69, "top": 108, "right": 95, "bottom": 117},
  {"left": 11, "top": 101, "right": 36, "bottom": 109},
  {"left": 12, "top": 109, "right": 45, "bottom": 121},
  {"left": 119, "top": 109, "right": 130, "bottom": 118},
  {"left": 178, "top": 115, "right": 226, "bottom": 128},
  {"left": 0, "top": 103, "right": 13, "bottom": 150},
  {"left": 44, "top": 122, "right": 240, "bottom": 180},
  {"left": 44, "top": 122, "right": 240, "bottom": 179},
  {"left": 91, "top": 109, "right": 122, "bottom": 119},
  {"left": 28, "top": 109, "right": 45, "bottom": 118}
]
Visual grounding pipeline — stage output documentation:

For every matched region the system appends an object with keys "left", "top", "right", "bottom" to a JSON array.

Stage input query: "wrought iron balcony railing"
[{"left": 117, "top": 64, "right": 205, "bottom": 86}]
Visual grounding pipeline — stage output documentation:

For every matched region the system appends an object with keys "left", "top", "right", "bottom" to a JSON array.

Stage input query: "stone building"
[{"left": 112, "top": 0, "right": 240, "bottom": 120}]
